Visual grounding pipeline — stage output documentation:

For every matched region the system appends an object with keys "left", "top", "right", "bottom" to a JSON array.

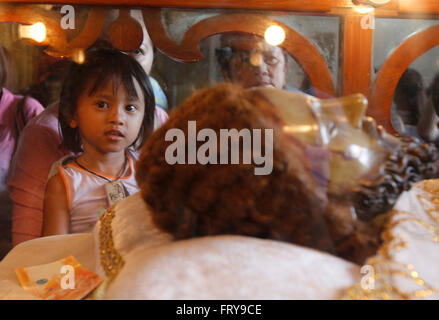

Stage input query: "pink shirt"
[
  {"left": 8, "top": 103, "right": 168, "bottom": 245},
  {"left": 8, "top": 103, "right": 68, "bottom": 245},
  {"left": 57, "top": 151, "right": 139, "bottom": 233},
  {"left": 0, "top": 88, "right": 44, "bottom": 190}
]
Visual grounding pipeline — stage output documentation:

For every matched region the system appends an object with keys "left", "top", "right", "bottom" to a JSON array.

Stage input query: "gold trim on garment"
[
  {"left": 90, "top": 205, "right": 125, "bottom": 300},
  {"left": 344, "top": 180, "right": 439, "bottom": 300}
]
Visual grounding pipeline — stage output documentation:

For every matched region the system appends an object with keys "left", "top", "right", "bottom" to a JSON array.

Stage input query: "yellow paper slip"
[{"left": 15, "top": 255, "right": 103, "bottom": 300}]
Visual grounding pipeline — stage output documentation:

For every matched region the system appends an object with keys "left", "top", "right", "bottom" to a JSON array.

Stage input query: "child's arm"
[{"left": 42, "top": 173, "right": 69, "bottom": 236}]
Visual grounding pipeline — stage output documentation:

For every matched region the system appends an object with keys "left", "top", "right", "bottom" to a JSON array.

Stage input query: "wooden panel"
[
  {"left": 369, "top": 24, "right": 439, "bottom": 132},
  {"left": 399, "top": 0, "right": 439, "bottom": 14},
  {"left": 143, "top": 9, "right": 336, "bottom": 98},
  {"left": 341, "top": 14, "right": 373, "bottom": 100},
  {"left": 1, "top": 0, "right": 438, "bottom": 13},
  {"left": 0, "top": 0, "right": 347, "bottom": 11}
]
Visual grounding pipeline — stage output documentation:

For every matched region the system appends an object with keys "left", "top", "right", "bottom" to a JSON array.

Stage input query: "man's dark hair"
[
  {"left": 59, "top": 48, "right": 155, "bottom": 153},
  {"left": 394, "top": 68, "right": 424, "bottom": 124},
  {"left": 429, "top": 72, "right": 439, "bottom": 117}
]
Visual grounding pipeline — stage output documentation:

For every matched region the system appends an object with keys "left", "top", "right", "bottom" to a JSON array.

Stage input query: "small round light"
[{"left": 264, "top": 25, "right": 285, "bottom": 46}]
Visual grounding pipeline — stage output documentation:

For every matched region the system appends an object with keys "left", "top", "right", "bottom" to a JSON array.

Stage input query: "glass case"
[{"left": 1, "top": 1, "right": 439, "bottom": 300}]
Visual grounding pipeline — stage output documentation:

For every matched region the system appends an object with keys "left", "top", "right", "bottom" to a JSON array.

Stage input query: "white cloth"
[
  {"left": 344, "top": 179, "right": 439, "bottom": 299},
  {"left": 378, "top": 179, "right": 439, "bottom": 298},
  {"left": 100, "top": 193, "right": 360, "bottom": 299},
  {"left": 105, "top": 235, "right": 360, "bottom": 300}
]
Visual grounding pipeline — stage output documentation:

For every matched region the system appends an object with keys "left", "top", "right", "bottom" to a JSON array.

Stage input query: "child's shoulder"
[
  {"left": 47, "top": 155, "right": 76, "bottom": 181},
  {"left": 127, "top": 148, "right": 139, "bottom": 162}
]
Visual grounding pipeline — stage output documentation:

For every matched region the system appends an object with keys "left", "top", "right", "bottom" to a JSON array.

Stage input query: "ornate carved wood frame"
[{"left": 1, "top": 0, "right": 439, "bottom": 132}]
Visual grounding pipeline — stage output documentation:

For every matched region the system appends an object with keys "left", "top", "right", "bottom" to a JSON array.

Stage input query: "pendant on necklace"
[{"left": 105, "top": 180, "right": 127, "bottom": 206}]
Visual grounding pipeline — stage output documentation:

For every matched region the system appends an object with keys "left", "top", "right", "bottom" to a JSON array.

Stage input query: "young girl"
[{"left": 42, "top": 48, "right": 155, "bottom": 235}]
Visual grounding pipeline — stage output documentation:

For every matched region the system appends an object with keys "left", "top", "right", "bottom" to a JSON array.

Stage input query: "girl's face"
[{"left": 71, "top": 76, "right": 145, "bottom": 155}]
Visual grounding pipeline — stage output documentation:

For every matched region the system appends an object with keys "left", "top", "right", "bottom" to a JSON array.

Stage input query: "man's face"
[{"left": 225, "top": 39, "right": 287, "bottom": 89}]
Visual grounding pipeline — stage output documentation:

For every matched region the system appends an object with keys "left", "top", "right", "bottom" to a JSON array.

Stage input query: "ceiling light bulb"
[
  {"left": 18, "top": 22, "right": 46, "bottom": 43},
  {"left": 264, "top": 25, "right": 285, "bottom": 46}
]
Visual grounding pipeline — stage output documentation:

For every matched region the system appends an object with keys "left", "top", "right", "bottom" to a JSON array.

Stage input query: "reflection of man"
[
  {"left": 391, "top": 68, "right": 425, "bottom": 138},
  {"left": 216, "top": 33, "right": 292, "bottom": 90},
  {"left": 215, "top": 33, "right": 332, "bottom": 98},
  {"left": 8, "top": 9, "right": 168, "bottom": 246}
]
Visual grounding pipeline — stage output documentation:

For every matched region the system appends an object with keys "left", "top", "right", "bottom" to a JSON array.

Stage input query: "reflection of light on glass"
[
  {"left": 72, "top": 50, "right": 85, "bottom": 64},
  {"left": 249, "top": 53, "right": 262, "bottom": 67},
  {"left": 346, "top": 145, "right": 371, "bottom": 167},
  {"left": 368, "top": 0, "right": 390, "bottom": 4},
  {"left": 353, "top": 5, "right": 375, "bottom": 14},
  {"left": 18, "top": 22, "right": 46, "bottom": 43},
  {"left": 283, "top": 124, "right": 318, "bottom": 134},
  {"left": 264, "top": 25, "right": 285, "bottom": 46},
  {"left": 36, "top": 4, "right": 54, "bottom": 10}
]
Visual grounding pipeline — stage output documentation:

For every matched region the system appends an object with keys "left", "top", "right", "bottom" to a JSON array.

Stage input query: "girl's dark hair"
[{"left": 59, "top": 48, "right": 155, "bottom": 153}]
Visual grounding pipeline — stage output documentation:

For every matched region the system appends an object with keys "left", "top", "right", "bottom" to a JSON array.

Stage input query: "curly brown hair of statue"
[{"left": 136, "top": 83, "right": 377, "bottom": 264}]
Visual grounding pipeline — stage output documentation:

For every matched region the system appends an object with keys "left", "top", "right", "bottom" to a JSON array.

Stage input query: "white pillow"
[{"left": 105, "top": 235, "right": 361, "bottom": 300}]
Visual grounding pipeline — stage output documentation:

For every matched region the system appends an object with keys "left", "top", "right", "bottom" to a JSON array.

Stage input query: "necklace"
[
  {"left": 74, "top": 154, "right": 128, "bottom": 182},
  {"left": 74, "top": 154, "right": 129, "bottom": 206}
]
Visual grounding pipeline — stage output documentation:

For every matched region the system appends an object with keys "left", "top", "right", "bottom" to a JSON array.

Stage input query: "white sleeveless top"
[{"left": 57, "top": 151, "right": 139, "bottom": 234}]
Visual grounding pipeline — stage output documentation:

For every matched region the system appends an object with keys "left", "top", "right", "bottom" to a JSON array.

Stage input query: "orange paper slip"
[{"left": 15, "top": 255, "right": 103, "bottom": 300}]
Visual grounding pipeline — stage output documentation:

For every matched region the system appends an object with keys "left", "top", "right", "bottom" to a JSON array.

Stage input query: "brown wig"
[
  {"left": 136, "top": 83, "right": 387, "bottom": 264},
  {"left": 58, "top": 48, "right": 155, "bottom": 153}
]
